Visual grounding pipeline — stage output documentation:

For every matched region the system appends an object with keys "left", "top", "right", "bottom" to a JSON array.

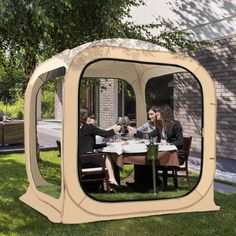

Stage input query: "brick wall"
[
  {"left": 173, "top": 73, "right": 202, "bottom": 155},
  {"left": 174, "top": 35, "right": 236, "bottom": 160},
  {"left": 99, "top": 79, "right": 118, "bottom": 129},
  {"left": 195, "top": 36, "right": 236, "bottom": 160}
]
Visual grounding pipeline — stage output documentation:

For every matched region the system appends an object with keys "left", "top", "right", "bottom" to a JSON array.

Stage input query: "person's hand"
[
  {"left": 127, "top": 125, "right": 137, "bottom": 134},
  {"left": 160, "top": 139, "right": 167, "bottom": 145},
  {"left": 112, "top": 124, "right": 121, "bottom": 132}
]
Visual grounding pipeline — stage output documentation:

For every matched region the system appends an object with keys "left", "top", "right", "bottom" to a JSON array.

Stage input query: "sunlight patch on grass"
[{"left": 120, "top": 164, "right": 133, "bottom": 180}]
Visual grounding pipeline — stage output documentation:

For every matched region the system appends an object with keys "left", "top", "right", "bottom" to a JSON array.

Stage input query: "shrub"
[
  {"left": 0, "top": 98, "right": 24, "bottom": 120},
  {"left": 41, "top": 90, "right": 55, "bottom": 119}
]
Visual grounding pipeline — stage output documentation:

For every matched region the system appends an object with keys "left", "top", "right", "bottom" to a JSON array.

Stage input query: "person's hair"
[
  {"left": 153, "top": 104, "right": 174, "bottom": 132},
  {"left": 80, "top": 111, "right": 88, "bottom": 124},
  {"left": 88, "top": 112, "right": 96, "bottom": 120},
  {"left": 159, "top": 104, "right": 174, "bottom": 133},
  {"left": 80, "top": 110, "right": 96, "bottom": 124},
  {"left": 149, "top": 106, "right": 162, "bottom": 113}
]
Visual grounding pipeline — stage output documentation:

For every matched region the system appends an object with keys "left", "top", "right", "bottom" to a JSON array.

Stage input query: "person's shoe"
[
  {"left": 109, "top": 184, "right": 121, "bottom": 193},
  {"left": 109, "top": 187, "right": 116, "bottom": 193}
]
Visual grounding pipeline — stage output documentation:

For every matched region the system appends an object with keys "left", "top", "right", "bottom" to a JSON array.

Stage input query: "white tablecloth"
[{"left": 100, "top": 140, "right": 177, "bottom": 155}]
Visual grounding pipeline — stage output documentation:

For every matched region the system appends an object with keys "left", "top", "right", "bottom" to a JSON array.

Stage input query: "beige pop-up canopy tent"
[{"left": 20, "top": 39, "right": 219, "bottom": 223}]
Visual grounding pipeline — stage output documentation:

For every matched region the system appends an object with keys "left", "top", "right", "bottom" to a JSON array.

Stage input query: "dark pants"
[
  {"left": 134, "top": 165, "right": 153, "bottom": 188},
  {"left": 133, "top": 165, "right": 162, "bottom": 192}
]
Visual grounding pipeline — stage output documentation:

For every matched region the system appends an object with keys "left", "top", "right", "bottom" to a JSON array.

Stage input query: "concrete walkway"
[{"left": 1, "top": 119, "right": 236, "bottom": 194}]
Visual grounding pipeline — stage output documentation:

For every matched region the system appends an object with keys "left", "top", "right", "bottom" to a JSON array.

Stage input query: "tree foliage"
[{"left": 0, "top": 0, "right": 207, "bottom": 101}]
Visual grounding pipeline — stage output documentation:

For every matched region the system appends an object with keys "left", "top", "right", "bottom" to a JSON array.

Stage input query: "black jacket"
[
  {"left": 79, "top": 124, "right": 115, "bottom": 154},
  {"left": 150, "top": 120, "right": 183, "bottom": 149}
]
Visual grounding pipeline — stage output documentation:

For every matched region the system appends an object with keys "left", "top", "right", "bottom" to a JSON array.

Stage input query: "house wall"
[
  {"left": 130, "top": 0, "right": 236, "bottom": 41},
  {"left": 129, "top": 0, "right": 236, "bottom": 160},
  {"left": 174, "top": 35, "right": 236, "bottom": 160},
  {"left": 196, "top": 35, "right": 236, "bottom": 160},
  {"left": 173, "top": 72, "right": 202, "bottom": 156}
]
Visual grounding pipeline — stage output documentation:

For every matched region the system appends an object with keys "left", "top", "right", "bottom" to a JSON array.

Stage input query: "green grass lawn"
[
  {"left": 37, "top": 151, "right": 200, "bottom": 201},
  {"left": 0, "top": 152, "right": 236, "bottom": 236}
]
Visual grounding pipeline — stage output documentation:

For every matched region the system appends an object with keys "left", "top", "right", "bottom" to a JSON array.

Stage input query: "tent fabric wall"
[{"left": 20, "top": 39, "right": 219, "bottom": 224}]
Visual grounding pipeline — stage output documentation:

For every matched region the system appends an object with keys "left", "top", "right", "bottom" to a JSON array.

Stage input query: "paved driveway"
[{"left": 37, "top": 120, "right": 61, "bottom": 149}]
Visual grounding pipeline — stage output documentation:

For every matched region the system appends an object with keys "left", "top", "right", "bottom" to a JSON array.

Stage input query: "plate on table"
[
  {"left": 123, "top": 143, "right": 147, "bottom": 153},
  {"left": 158, "top": 144, "right": 177, "bottom": 151}
]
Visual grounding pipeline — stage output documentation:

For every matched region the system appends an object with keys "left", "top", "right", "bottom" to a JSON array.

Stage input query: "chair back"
[
  {"left": 79, "top": 152, "right": 106, "bottom": 170},
  {"left": 56, "top": 140, "right": 61, "bottom": 157},
  {"left": 79, "top": 152, "right": 109, "bottom": 193},
  {"left": 183, "top": 136, "right": 192, "bottom": 160}
]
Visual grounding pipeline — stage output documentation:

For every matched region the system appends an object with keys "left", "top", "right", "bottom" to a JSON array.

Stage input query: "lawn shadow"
[
  {"left": 0, "top": 157, "right": 62, "bottom": 234},
  {"left": 38, "top": 159, "right": 61, "bottom": 186}
]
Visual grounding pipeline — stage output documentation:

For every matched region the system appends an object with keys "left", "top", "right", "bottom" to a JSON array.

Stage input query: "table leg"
[
  {"left": 134, "top": 165, "right": 153, "bottom": 190},
  {"left": 152, "top": 160, "right": 157, "bottom": 195},
  {"left": 114, "top": 165, "right": 120, "bottom": 185},
  {"left": 173, "top": 168, "right": 178, "bottom": 189},
  {"left": 163, "top": 169, "right": 168, "bottom": 191}
]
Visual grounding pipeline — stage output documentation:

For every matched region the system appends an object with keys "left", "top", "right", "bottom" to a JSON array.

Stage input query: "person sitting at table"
[
  {"left": 79, "top": 111, "right": 121, "bottom": 192},
  {"left": 150, "top": 104, "right": 184, "bottom": 164},
  {"left": 127, "top": 106, "right": 162, "bottom": 141},
  {"left": 126, "top": 105, "right": 163, "bottom": 193}
]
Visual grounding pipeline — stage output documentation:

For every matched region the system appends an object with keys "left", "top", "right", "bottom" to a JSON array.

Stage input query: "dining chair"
[
  {"left": 157, "top": 136, "right": 192, "bottom": 191},
  {"left": 79, "top": 152, "right": 110, "bottom": 193},
  {"left": 56, "top": 140, "right": 61, "bottom": 157},
  {"left": 174, "top": 136, "right": 192, "bottom": 187}
]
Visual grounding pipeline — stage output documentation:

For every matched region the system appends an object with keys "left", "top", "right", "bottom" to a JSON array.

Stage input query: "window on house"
[
  {"left": 118, "top": 81, "right": 136, "bottom": 124},
  {"left": 145, "top": 74, "right": 174, "bottom": 109}
]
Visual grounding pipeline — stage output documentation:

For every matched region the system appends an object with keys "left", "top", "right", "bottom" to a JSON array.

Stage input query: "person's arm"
[
  {"left": 137, "top": 122, "right": 149, "bottom": 133},
  {"left": 94, "top": 143, "right": 107, "bottom": 149},
  {"left": 135, "top": 122, "right": 152, "bottom": 138},
  {"left": 90, "top": 124, "right": 120, "bottom": 137},
  {"left": 91, "top": 125, "right": 115, "bottom": 137}
]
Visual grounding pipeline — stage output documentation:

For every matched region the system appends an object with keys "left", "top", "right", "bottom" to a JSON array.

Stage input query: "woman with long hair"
[
  {"left": 151, "top": 104, "right": 183, "bottom": 150},
  {"left": 127, "top": 105, "right": 162, "bottom": 141},
  {"left": 126, "top": 105, "right": 163, "bottom": 192}
]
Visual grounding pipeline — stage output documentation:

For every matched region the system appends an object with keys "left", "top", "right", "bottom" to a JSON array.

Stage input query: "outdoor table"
[
  {"left": 100, "top": 140, "right": 180, "bottom": 187},
  {"left": 0, "top": 120, "right": 24, "bottom": 146}
]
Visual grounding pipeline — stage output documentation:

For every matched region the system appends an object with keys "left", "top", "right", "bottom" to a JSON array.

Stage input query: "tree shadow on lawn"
[
  {"left": 0, "top": 157, "right": 63, "bottom": 234},
  {"left": 38, "top": 159, "right": 61, "bottom": 186}
]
